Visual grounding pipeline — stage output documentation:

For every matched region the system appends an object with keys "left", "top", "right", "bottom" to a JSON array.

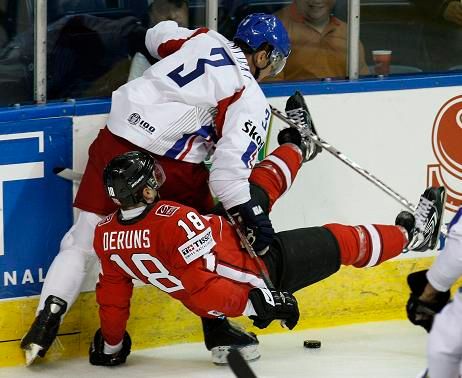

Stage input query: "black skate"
[
  {"left": 20, "top": 295, "right": 67, "bottom": 365},
  {"left": 396, "top": 186, "right": 446, "bottom": 252},
  {"left": 202, "top": 317, "right": 260, "bottom": 365},
  {"left": 285, "top": 91, "right": 322, "bottom": 162}
]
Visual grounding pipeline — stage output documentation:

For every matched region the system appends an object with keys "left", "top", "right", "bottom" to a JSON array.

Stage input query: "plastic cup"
[{"left": 372, "top": 50, "right": 392, "bottom": 75}]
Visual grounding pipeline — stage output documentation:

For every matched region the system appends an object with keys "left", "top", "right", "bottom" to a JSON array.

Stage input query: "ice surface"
[{"left": 0, "top": 320, "right": 427, "bottom": 378}]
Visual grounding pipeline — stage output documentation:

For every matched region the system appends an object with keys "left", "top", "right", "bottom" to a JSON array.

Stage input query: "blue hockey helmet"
[{"left": 234, "top": 13, "right": 291, "bottom": 76}]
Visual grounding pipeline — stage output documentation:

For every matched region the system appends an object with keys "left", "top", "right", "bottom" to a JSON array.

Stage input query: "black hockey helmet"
[{"left": 103, "top": 151, "right": 166, "bottom": 208}]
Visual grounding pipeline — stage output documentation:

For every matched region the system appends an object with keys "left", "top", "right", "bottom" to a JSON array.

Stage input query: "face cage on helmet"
[{"left": 268, "top": 48, "right": 288, "bottom": 77}]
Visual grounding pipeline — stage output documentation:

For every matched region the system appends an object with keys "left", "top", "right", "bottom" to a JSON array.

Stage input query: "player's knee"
[{"left": 60, "top": 211, "right": 103, "bottom": 254}]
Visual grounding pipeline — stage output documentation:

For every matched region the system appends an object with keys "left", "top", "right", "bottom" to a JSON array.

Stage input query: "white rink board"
[{"left": 267, "top": 87, "right": 461, "bottom": 259}]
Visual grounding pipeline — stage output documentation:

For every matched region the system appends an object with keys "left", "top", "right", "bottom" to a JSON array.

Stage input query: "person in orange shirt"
[{"left": 272, "top": 0, "right": 369, "bottom": 81}]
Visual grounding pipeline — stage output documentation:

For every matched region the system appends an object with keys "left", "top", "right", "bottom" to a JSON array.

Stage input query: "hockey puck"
[{"left": 303, "top": 340, "right": 321, "bottom": 349}]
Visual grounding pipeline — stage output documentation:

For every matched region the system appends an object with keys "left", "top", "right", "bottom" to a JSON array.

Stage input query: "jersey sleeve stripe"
[
  {"left": 364, "top": 225, "right": 382, "bottom": 267},
  {"left": 264, "top": 154, "right": 293, "bottom": 196},
  {"left": 215, "top": 87, "right": 245, "bottom": 138},
  {"left": 178, "top": 135, "right": 199, "bottom": 160},
  {"left": 157, "top": 27, "right": 209, "bottom": 58},
  {"left": 215, "top": 263, "right": 265, "bottom": 288}
]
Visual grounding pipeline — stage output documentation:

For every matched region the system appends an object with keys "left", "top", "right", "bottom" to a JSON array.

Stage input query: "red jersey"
[{"left": 93, "top": 200, "right": 267, "bottom": 345}]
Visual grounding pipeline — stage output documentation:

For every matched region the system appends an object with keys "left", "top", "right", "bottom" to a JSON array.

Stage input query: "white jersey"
[
  {"left": 424, "top": 207, "right": 462, "bottom": 377},
  {"left": 427, "top": 208, "right": 462, "bottom": 292},
  {"left": 107, "top": 21, "right": 271, "bottom": 210}
]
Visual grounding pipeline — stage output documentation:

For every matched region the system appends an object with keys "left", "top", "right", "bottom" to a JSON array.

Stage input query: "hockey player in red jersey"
[
  {"left": 22, "top": 13, "right": 309, "bottom": 365},
  {"left": 88, "top": 146, "right": 446, "bottom": 366}
]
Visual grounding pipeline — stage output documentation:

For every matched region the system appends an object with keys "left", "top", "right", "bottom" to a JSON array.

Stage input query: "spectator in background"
[
  {"left": 411, "top": 0, "right": 462, "bottom": 71},
  {"left": 128, "top": 0, "right": 189, "bottom": 80},
  {"left": 148, "top": 0, "right": 189, "bottom": 27},
  {"left": 412, "top": 0, "right": 462, "bottom": 26},
  {"left": 270, "top": 0, "right": 369, "bottom": 81},
  {"left": 442, "top": 0, "right": 462, "bottom": 26},
  {"left": 0, "top": 13, "right": 148, "bottom": 103}
]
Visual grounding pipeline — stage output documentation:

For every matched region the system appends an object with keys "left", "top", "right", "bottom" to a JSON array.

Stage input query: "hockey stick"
[
  {"left": 227, "top": 348, "right": 258, "bottom": 378},
  {"left": 270, "top": 105, "right": 418, "bottom": 213},
  {"left": 224, "top": 208, "right": 275, "bottom": 290},
  {"left": 53, "top": 167, "right": 83, "bottom": 182}
]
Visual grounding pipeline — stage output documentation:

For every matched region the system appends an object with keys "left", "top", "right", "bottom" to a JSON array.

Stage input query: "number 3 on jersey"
[{"left": 167, "top": 47, "right": 235, "bottom": 87}]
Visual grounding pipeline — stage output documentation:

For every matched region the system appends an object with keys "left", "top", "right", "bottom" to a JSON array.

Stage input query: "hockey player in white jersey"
[
  {"left": 21, "top": 13, "right": 323, "bottom": 366},
  {"left": 406, "top": 207, "right": 462, "bottom": 377}
]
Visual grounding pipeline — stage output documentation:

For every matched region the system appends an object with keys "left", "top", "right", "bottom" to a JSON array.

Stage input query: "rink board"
[
  {"left": 0, "top": 257, "right": 437, "bottom": 367},
  {"left": 1, "top": 83, "right": 462, "bottom": 366}
]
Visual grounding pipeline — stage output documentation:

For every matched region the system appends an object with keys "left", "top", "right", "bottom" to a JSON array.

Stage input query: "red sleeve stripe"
[
  {"left": 157, "top": 27, "right": 209, "bottom": 58},
  {"left": 178, "top": 135, "right": 198, "bottom": 160},
  {"left": 215, "top": 87, "right": 245, "bottom": 139},
  {"left": 216, "top": 263, "right": 265, "bottom": 288}
]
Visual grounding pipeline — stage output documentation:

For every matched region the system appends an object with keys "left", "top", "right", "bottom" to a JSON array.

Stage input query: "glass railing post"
[
  {"left": 348, "top": 0, "right": 361, "bottom": 80},
  {"left": 34, "top": 0, "right": 47, "bottom": 104},
  {"left": 206, "top": 0, "right": 218, "bottom": 31}
]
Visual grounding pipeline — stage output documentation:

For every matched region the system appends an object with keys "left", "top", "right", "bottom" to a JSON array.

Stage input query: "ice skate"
[
  {"left": 285, "top": 91, "right": 322, "bottom": 162},
  {"left": 20, "top": 295, "right": 67, "bottom": 365},
  {"left": 202, "top": 317, "right": 260, "bottom": 365},
  {"left": 396, "top": 186, "right": 446, "bottom": 252}
]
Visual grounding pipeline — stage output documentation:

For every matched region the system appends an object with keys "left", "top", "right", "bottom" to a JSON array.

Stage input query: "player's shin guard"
[
  {"left": 249, "top": 144, "right": 303, "bottom": 210},
  {"left": 324, "top": 224, "right": 408, "bottom": 267},
  {"left": 202, "top": 317, "right": 260, "bottom": 365}
]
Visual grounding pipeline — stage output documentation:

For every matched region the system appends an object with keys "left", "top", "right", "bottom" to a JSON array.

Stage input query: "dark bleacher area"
[{"left": 0, "top": 0, "right": 460, "bottom": 107}]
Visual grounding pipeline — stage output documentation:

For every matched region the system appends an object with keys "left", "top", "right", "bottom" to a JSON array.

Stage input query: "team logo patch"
[
  {"left": 128, "top": 113, "right": 141, "bottom": 125},
  {"left": 127, "top": 112, "right": 156, "bottom": 134},
  {"left": 207, "top": 310, "right": 224, "bottom": 317},
  {"left": 98, "top": 212, "right": 115, "bottom": 227},
  {"left": 155, "top": 204, "right": 180, "bottom": 217},
  {"left": 178, "top": 227, "right": 215, "bottom": 264},
  {"left": 427, "top": 95, "right": 462, "bottom": 213}
]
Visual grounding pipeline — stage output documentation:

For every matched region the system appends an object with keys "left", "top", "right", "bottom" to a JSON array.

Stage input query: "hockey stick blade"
[
  {"left": 54, "top": 167, "right": 83, "bottom": 182},
  {"left": 227, "top": 349, "right": 258, "bottom": 378}
]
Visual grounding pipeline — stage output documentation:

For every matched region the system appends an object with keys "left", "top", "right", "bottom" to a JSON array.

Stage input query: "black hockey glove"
[
  {"left": 406, "top": 270, "right": 450, "bottom": 332},
  {"left": 248, "top": 287, "right": 299, "bottom": 330},
  {"left": 277, "top": 128, "right": 306, "bottom": 160},
  {"left": 89, "top": 329, "right": 131, "bottom": 366},
  {"left": 230, "top": 198, "right": 274, "bottom": 255}
]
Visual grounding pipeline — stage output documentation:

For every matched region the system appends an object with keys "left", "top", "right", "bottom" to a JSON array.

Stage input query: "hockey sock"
[
  {"left": 324, "top": 224, "right": 408, "bottom": 267},
  {"left": 249, "top": 144, "right": 303, "bottom": 210}
]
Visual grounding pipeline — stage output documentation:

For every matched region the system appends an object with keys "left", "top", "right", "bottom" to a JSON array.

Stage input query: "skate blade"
[
  {"left": 24, "top": 344, "right": 43, "bottom": 366},
  {"left": 211, "top": 344, "right": 260, "bottom": 365}
]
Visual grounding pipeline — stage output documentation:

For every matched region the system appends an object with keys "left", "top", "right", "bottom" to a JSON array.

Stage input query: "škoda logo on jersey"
[
  {"left": 127, "top": 113, "right": 156, "bottom": 134},
  {"left": 427, "top": 95, "right": 462, "bottom": 212}
]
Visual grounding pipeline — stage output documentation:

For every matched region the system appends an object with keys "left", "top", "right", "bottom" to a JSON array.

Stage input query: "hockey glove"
[
  {"left": 230, "top": 198, "right": 274, "bottom": 255},
  {"left": 248, "top": 287, "right": 299, "bottom": 330},
  {"left": 406, "top": 270, "right": 450, "bottom": 332},
  {"left": 89, "top": 329, "right": 131, "bottom": 366}
]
